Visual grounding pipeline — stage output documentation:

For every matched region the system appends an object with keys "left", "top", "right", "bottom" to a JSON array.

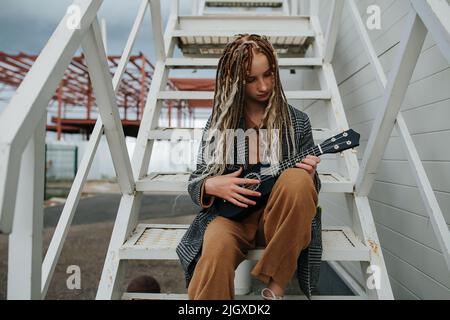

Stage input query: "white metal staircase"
[
  {"left": 96, "top": 0, "right": 393, "bottom": 300},
  {"left": 1, "top": 0, "right": 449, "bottom": 300}
]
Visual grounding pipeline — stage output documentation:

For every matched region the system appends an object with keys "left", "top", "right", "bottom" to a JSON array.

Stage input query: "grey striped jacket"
[{"left": 176, "top": 104, "right": 322, "bottom": 298}]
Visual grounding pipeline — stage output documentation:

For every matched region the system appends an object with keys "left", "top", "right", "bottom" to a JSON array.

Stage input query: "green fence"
[{"left": 44, "top": 144, "right": 78, "bottom": 200}]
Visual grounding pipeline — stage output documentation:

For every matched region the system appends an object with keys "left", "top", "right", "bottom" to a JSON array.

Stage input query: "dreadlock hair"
[{"left": 193, "top": 33, "right": 298, "bottom": 183}]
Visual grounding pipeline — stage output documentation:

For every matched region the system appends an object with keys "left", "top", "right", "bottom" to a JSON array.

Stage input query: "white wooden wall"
[{"left": 307, "top": 0, "right": 450, "bottom": 299}]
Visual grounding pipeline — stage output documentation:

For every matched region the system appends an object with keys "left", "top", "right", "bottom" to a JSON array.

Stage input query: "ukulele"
[{"left": 214, "top": 129, "right": 360, "bottom": 221}]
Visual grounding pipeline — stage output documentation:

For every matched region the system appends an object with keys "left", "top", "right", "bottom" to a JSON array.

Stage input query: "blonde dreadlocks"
[{"left": 193, "top": 34, "right": 298, "bottom": 183}]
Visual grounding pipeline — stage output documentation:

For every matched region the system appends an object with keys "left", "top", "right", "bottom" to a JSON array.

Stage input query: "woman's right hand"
[{"left": 204, "top": 167, "right": 262, "bottom": 208}]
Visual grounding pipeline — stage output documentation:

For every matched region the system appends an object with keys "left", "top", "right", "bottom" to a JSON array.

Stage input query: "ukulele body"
[
  {"left": 211, "top": 129, "right": 360, "bottom": 221},
  {"left": 213, "top": 163, "right": 277, "bottom": 221}
]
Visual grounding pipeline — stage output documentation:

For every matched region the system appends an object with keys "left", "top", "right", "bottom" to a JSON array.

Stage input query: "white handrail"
[
  {"left": 348, "top": 0, "right": 450, "bottom": 272},
  {"left": 41, "top": 0, "right": 150, "bottom": 297},
  {"left": 0, "top": 0, "right": 103, "bottom": 234},
  {"left": 410, "top": 0, "right": 450, "bottom": 65}
]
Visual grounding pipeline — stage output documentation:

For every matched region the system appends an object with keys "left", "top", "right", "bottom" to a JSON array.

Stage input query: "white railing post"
[
  {"left": 348, "top": 0, "right": 387, "bottom": 89},
  {"left": 324, "top": 0, "right": 344, "bottom": 63},
  {"left": 192, "top": 0, "right": 199, "bottom": 15},
  {"left": 0, "top": 0, "right": 102, "bottom": 234},
  {"left": 42, "top": 1, "right": 149, "bottom": 297},
  {"left": 81, "top": 19, "right": 135, "bottom": 195},
  {"left": 290, "top": 0, "right": 299, "bottom": 15},
  {"left": 149, "top": 0, "right": 166, "bottom": 62},
  {"left": 395, "top": 116, "right": 450, "bottom": 271},
  {"left": 198, "top": 0, "right": 206, "bottom": 15},
  {"left": 7, "top": 113, "right": 46, "bottom": 299},
  {"left": 349, "top": 0, "right": 450, "bottom": 276},
  {"left": 310, "top": 0, "right": 319, "bottom": 16},
  {"left": 170, "top": 0, "right": 179, "bottom": 17},
  {"left": 356, "top": 12, "right": 427, "bottom": 196},
  {"left": 410, "top": 0, "right": 450, "bottom": 65},
  {"left": 282, "top": 0, "right": 291, "bottom": 16},
  {"left": 97, "top": 0, "right": 170, "bottom": 298},
  {"left": 165, "top": 0, "right": 179, "bottom": 57}
]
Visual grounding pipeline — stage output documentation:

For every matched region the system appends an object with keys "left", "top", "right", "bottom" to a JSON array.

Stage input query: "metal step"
[
  {"left": 165, "top": 57, "right": 323, "bottom": 69},
  {"left": 118, "top": 224, "right": 370, "bottom": 262},
  {"left": 135, "top": 171, "right": 353, "bottom": 194},
  {"left": 147, "top": 127, "right": 337, "bottom": 143},
  {"left": 122, "top": 292, "right": 363, "bottom": 300},
  {"left": 157, "top": 90, "right": 331, "bottom": 100},
  {"left": 202, "top": 11, "right": 287, "bottom": 16},
  {"left": 173, "top": 15, "right": 314, "bottom": 57},
  {"left": 205, "top": 0, "right": 284, "bottom": 8}
]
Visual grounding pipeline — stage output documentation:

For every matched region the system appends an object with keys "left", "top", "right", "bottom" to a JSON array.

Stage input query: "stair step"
[
  {"left": 202, "top": 11, "right": 287, "bottom": 16},
  {"left": 136, "top": 171, "right": 353, "bottom": 194},
  {"left": 122, "top": 292, "right": 363, "bottom": 300},
  {"left": 165, "top": 57, "right": 323, "bottom": 69},
  {"left": 174, "top": 16, "right": 314, "bottom": 57},
  {"left": 205, "top": 0, "right": 284, "bottom": 8},
  {"left": 172, "top": 30, "right": 314, "bottom": 38},
  {"left": 147, "top": 127, "right": 336, "bottom": 143},
  {"left": 119, "top": 224, "right": 370, "bottom": 262},
  {"left": 157, "top": 90, "right": 331, "bottom": 100},
  {"left": 177, "top": 15, "right": 312, "bottom": 29}
]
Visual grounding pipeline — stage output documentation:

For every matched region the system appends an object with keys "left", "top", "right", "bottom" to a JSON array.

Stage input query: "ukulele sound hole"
[{"left": 242, "top": 172, "right": 261, "bottom": 191}]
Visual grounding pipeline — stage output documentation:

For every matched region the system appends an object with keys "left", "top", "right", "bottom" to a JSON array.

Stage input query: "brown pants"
[{"left": 188, "top": 168, "right": 319, "bottom": 300}]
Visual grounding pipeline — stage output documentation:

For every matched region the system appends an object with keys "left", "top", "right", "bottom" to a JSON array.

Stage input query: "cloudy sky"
[
  {"left": 0, "top": 0, "right": 191, "bottom": 57},
  {"left": 0, "top": 0, "right": 216, "bottom": 114}
]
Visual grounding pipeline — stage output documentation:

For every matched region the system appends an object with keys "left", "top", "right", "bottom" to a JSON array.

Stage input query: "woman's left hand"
[{"left": 295, "top": 155, "right": 321, "bottom": 179}]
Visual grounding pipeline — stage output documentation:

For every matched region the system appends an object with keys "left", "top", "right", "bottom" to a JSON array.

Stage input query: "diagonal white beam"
[
  {"left": 395, "top": 116, "right": 450, "bottom": 271},
  {"left": 0, "top": 0, "right": 102, "bottom": 234},
  {"left": 42, "top": 0, "right": 150, "bottom": 297},
  {"left": 410, "top": 0, "right": 450, "bottom": 65},
  {"left": 96, "top": 1, "right": 168, "bottom": 299},
  {"left": 324, "top": 0, "right": 345, "bottom": 63},
  {"left": 149, "top": 0, "right": 166, "bottom": 61},
  {"left": 81, "top": 19, "right": 135, "bottom": 195},
  {"left": 348, "top": 0, "right": 387, "bottom": 88},
  {"left": 350, "top": 0, "right": 450, "bottom": 275},
  {"left": 7, "top": 114, "right": 46, "bottom": 299},
  {"left": 355, "top": 12, "right": 427, "bottom": 196}
]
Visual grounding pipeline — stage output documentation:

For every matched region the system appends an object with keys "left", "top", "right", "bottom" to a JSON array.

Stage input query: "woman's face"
[{"left": 244, "top": 51, "right": 274, "bottom": 104}]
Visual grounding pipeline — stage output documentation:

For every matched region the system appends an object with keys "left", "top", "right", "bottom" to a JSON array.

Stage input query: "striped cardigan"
[{"left": 176, "top": 104, "right": 322, "bottom": 299}]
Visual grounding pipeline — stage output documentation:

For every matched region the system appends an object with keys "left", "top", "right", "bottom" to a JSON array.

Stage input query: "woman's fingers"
[
  {"left": 301, "top": 157, "right": 318, "bottom": 167},
  {"left": 295, "top": 155, "right": 320, "bottom": 173},
  {"left": 232, "top": 193, "right": 257, "bottom": 206},
  {"left": 295, "top": 162, "right": 314, "bottom": 172},
  {"left": 225, "top": 196, "right": 248, "bottom": 208},
  {"left": 234, "top": 185, "right": 262, "bottom": 197},
  {"left": 227, "top": 166, "right": 243, "bottom": 176},
  {"left": 235, "top": 177, "right": 261, "bottom": 185},
  {"left": 306, "top": 155, "right": 321, "bottom": 163}
]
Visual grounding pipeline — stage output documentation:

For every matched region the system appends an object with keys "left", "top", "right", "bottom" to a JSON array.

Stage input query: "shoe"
[{"left": 261, "top": 288, "right": 284, "bottom": 300}]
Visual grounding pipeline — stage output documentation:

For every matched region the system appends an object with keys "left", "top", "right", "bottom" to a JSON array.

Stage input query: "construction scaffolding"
[{"left": 0, "top": 51, "right": 214, "bottom": 140}]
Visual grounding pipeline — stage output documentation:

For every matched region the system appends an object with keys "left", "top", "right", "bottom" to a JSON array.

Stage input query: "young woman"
[{"left": 176, "top": 34, "right": 321, "bottom": 300}]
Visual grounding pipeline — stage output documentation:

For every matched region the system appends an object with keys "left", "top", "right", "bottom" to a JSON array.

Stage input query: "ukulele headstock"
[{"left": 320, "top": 129, "right": 360, "bottom": 154}]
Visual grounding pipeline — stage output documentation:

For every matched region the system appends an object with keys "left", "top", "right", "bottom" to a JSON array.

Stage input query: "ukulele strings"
[{"left": 246, "top": 136, "right": 352, "bottom": 186}]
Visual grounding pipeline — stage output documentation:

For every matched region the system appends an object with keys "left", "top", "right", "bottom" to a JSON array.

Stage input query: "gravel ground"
[
  {"left": 0, "top": 194, "right": 197, "bottom": 300},
  {"left": 0, "top": 193, "right": 319, "bottom": 299},
  {"left": 0, "top": 215, "right": 198, "bottom": 300}
]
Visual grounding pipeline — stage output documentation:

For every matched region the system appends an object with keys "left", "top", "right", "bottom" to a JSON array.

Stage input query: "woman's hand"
[
  {"left": 204, "top": 167, "right": 262, "bottom": 208},
  {"left": 295, "top": 155, "right": 321, "bottom": 179}
]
